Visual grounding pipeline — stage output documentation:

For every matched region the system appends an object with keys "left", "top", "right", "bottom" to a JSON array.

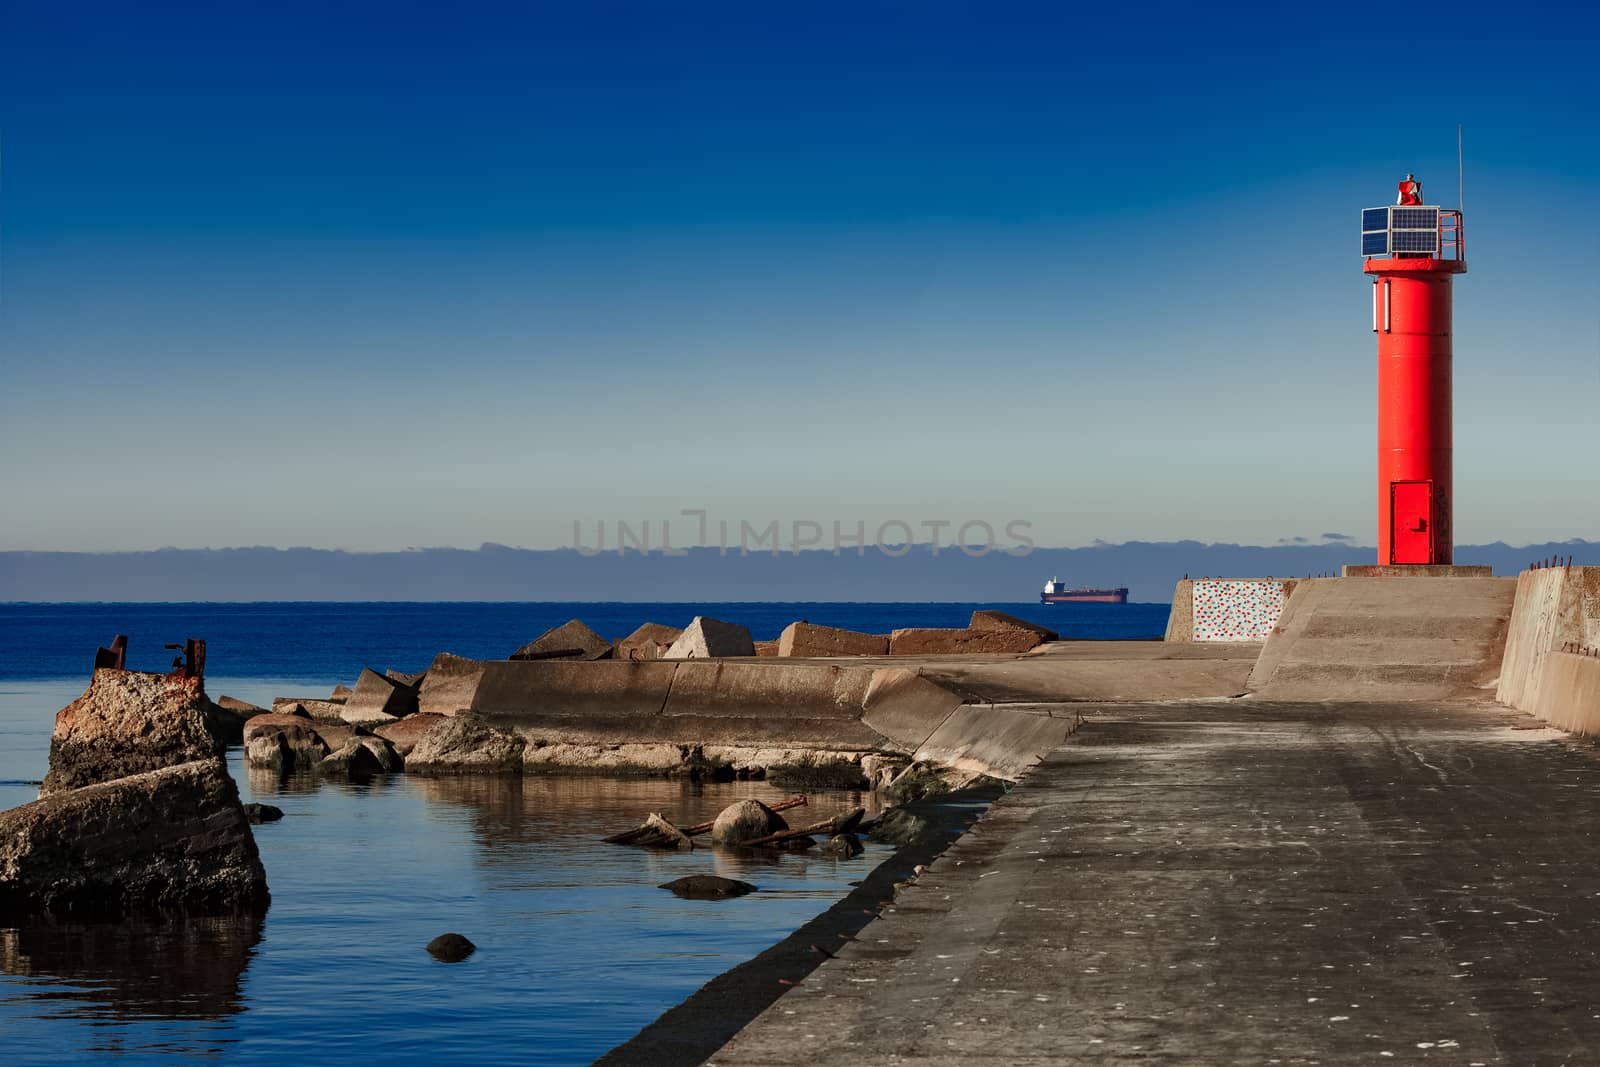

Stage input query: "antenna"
[{"left": 1457, "top": 124, "right": 1464, "bottom": 213}]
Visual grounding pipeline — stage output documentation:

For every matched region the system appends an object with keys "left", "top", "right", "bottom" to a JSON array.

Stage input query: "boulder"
[
  {"left": 42, "top": 670, "right": 224, "bottom": 797},
  {"left": 406, "top": 714, "right": 524, "bottom": 774},
  {"left": 319, "top": 736, "right": 402, "bottom": 777},
  {"left": 426, "top": 933, "right": 476, "bottom": 962},
  {"left": 511, "top": 619, "right": 612, "bottom": 661},
  {"left": 340, "top": 668, "right": 417, "bottom": 725},
  {"left": 243, "top": 714, "right": 332, "bottom": 771},
  {"left": 659, "top": 875, "right": 756, "bottom": 899},
  {"left": 710, "top": 799, "right": 787, "bottom": 846},
  {"left": 887, "top": 627, "right": 1043, "bottom": 656},
  {"left": 374, "top": 713, "right": 450, "bottom": 757},
  {"left": 778, "top": 621, "right": 889, "bottom": 658},
  {"left": 662, "top": 617, "right": 756, "bottom": 660},
  {"left": 614, "top": 623, "right": 684, "bottom": 661},
  {"left": 0, "top": 759, "right": 270, "bottom": 920},
  {"left": 969, "top": 610, "right": 1059, "bottom": 642}
]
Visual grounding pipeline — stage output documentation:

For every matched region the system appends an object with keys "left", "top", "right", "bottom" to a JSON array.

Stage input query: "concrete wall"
[
  {"left": 1530, "top": 651, "right": 1600, "bottom": 735},
  {"left": 1166, "top": 579, "right": 1296, "bottom": 643},
  {"left": 415, "top": 653, "right": 1074, "bottom": 782},
  {"left": 1495, "top": 567, "right": 1599, "bottom": 713}
]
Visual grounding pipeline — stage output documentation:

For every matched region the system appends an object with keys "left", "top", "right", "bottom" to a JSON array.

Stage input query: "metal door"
[{"left": 1390, "top": 480, "right": 1434, "bottom": 564}]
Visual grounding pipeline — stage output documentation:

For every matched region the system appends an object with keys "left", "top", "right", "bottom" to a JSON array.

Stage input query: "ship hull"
[{"left": 1041, "top": 589, "right": 1128, "bottom": 605}]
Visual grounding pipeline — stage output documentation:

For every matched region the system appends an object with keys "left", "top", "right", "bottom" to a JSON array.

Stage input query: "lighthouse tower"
[{"left": 1361, "top": 177, "right": 1465, "bottom": 564}]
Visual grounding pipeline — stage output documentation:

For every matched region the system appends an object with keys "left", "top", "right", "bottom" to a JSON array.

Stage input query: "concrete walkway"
[{"left": 709, "top": 700, "right": 1600, "bottom": 1065}]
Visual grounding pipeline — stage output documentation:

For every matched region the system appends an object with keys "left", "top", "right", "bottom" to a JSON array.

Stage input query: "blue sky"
[{"left": 2, "top": 1, "right": 1596, "bottom": 552}]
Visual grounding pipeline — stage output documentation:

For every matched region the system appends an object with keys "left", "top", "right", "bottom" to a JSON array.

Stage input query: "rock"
[
  {"left": 860, "top": 753, "right": 911, "bottom": 791},
  {"left": 0, "top": 759, "right": 269, "bottom": 920},
  {"left": 269, "top": 700, "right": 312, "bottom": 718},
  {"left": 243, "top": 714, "right": 331, "bottom": 771},
  {"left": 406, "top": 714, "right": 523, "bottom": 774},
  {"left": 511, "top": 619, "right": 613, "bottom": 661},
  {"left": 523, "top": 741, "right": 687, "bottom": 774},
  {"left": 710, "top": 799, "right": 787, "bottom": 846},
  {"left": 867, "top": 806, "right": 942, "bottom": 848},
  {"left": 767, "top": 758, "right": 869, "bottom": 790},
  {"left": 425, "top": 933, "right": 476, "bottom": 962},
  {"left": 374, "top": 713, "right": 450, "bottom": 757},
  {"left": 340, "top": 668, "right": 417, "bottom": 725},
  {"left": 42, "top": 669, "right": 224, "bottom": 797},
  {"left": 777, "top": 621, "right": 889, "bottom": 658},
  {"left": 659, "top": 875, "right": 756, "bottom": 899},
  {"left": 819, "top": 833, "right": 864, "bottom": 858},
  {"left": 318, "top": 736, "right": 402, "bottom": 777},
  {"left": 662, "top": 617, "right": 756, "bottom": 660},
  {"left": 208, "top": 695, "right": 268, "bottom": 743},
  {"left": 887, "top": 627, "right": 1043, "bottom": 655},
  {"left": 243, "top": 802, "right": 284, "bottom": 824},
  {"left": 969, "top": 610, "right": 1059, "bottom": 642},
  {"left": 614, "top": 623, "right": 684, "bottom": 661}
]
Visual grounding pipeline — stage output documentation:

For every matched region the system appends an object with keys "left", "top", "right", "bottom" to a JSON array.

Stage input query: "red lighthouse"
[{"left": 1361, "top": 181, "right": 1465, "bottom": 564}]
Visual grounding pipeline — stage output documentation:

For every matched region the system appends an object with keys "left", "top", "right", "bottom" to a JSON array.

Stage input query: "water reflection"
[{"left": 0, "top": 913, "right": 263, "bottom": 1021}]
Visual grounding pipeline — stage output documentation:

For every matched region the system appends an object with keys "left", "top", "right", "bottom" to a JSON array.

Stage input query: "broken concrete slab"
[
  {"left": 969, "top": 610, "right": 1059, "bottom": 642},
  {"left": 511, "top": 619, "right": 613, "bottom": 661},
  {"left": 777, "top": 622, "right": 889, "bottom": 658},
  {"left": 615, "top": 623, "right": 684, "bottom": 661},
  {"left": 42, "top": 669, "right": 224, "bottom": 797},
  {"left": 0, "top": 759, "right": 269, "bottom": 920},
  {"left": 662, "top": 617, "right": 756, "bottom": 660},
  {"left": 418, "top": 652, "right": 487, "bottom": 716},
  {"left": 887, "top": 627, "right": 1042, "bottom": 655}
]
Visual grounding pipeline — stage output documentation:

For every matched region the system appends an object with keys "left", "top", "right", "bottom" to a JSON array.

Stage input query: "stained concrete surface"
[{"left": 709, "top": 700, "right": 1600, "bottom": 1065}]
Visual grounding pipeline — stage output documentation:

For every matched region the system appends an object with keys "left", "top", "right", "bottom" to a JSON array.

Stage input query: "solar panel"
[
  {"left": 1391, "top": 207, "right": 1439, "bottom": 230},
  {"left": 1362, "top": 208, "right": 1389, "bottom": 232},
  {"left": 1390, "top": 229, "right": 1439, "bottom": 253},
  {"left": 1362, "top": 231, "right": 1389, "bottom": 256},
  {"left": 1360, "top": 205, "right": 1440, "bottom": 257}
]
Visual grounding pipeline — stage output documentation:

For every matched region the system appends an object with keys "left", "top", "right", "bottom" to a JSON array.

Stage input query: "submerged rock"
[
  {"left": 0, "top": 759, "right": 269, "bottom": 920},
  {"left": 406, "top": 714, "right": 523, "bottom": 774},
  {"left": 243, "top": 802, "right": 284, "bottom": 824},
  {"left": 710, "top": 799, "right": 787, "bottom": 846},
  {"left": 659, "top": 875, "right": 756, "bottom": 900},
  {"left": 42, "top": 669, "right": 223, "bottom": 797},
  {"left": 243, "top": 715, "right": 331, "bottom": 772},
  {"left": 318, "top": 736, "right": 403, "bottom": 777},
  {"left": 819, "top": 833, "right": 864, "bottom": 858},
  {"left": 426, "top": 933, "right": 476, "bottom": 962}
]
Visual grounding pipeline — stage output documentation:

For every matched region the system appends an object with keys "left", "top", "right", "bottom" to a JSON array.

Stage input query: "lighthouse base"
[{"left": 1342, "top": 564, "right": 1494, "bottom": 578}]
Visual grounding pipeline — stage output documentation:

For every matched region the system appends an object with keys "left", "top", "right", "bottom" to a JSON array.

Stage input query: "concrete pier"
[{"left": 708, "top": 699, "right": 1600, "bottom": 1064}]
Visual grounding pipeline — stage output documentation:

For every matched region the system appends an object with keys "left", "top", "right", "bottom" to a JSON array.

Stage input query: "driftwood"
[
  {"left": 603, "top": 795, "right": 809, "bottom": 847},
  {"left": 735, "top": 807, "right": 865, "bottom": 848},
  {"left": 602, "top": 812, "right": 693, "bottom": 849}
]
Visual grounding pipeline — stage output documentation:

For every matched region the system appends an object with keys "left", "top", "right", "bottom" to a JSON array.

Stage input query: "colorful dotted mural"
[{"left": 1192, "top": 580, "right": 1287, "bottom": 642}]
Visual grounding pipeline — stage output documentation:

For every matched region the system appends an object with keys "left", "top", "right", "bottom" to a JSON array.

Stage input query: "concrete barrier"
[
  {"left": 418, "top": 653, "right": 488, "bottom": 716},
  {"left": 1530, "top": 651, "right": 1600, "bottom": 735},
  {"left": 1497, "top": 567, "right": 1599, "bottom": 712}
]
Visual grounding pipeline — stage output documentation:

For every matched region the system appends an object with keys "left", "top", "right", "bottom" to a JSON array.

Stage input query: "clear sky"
[{"left": 3, "top": 1, "right": 1596, "bottom": 552}]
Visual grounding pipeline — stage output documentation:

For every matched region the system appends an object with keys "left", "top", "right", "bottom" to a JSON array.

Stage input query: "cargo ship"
[{"left": 1041, "top": 577, "right": 1128, "bottom": 604}]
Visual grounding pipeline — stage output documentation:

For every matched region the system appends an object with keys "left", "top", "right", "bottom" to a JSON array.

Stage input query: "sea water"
[{"left": 0, "top": 602, "right": 1167, "bottom": 1064}]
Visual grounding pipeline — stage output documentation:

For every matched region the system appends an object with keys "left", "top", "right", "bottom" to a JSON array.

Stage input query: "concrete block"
[
  {"left": 1164, "top": 579, "right": 1195, "bottom": 642},
  {"left": 615, "top": 623, "right": 683, "bottom": 662},
  {"left": 753, "top": 640, "right": 779, "bottom": 657},
  {"left": 473, "top": 660, "right": 676, "bottom": 720},
  {"left": 662, "top": 617, "right": 755, "bottom": 659},
  {"left": 777, "top": 621, "right": 889, "bottom": 658},
  {"left": 663, "top": 662, "right": 868, "bottom": 721},
  {"left": 511, "top": 619, "right": 612, "bottom": 661},
  {"left": 969, "top": 611, "right": 1059, "bottom": 643},
  {"left": 887, "top": 628, "right": 1041, "bottom": 655},
  {"left": 417, "top": 652, "right": 486, "bottom": 716},
  {"left": 341, "top": 668, "right": 417, "bottom": 725},
  {"left": 1342, "top": 564, "right": 1494, "bottom": 577}
]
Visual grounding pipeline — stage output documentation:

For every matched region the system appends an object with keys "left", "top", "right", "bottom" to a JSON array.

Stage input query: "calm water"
[{"left": 0, "top": 603, "right": 1168, "bottom": 1064}]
